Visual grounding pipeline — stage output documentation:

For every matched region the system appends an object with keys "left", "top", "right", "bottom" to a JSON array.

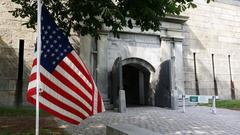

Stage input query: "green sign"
[{"left": 190, "top": 96, "right": 198, "bottom": 102}]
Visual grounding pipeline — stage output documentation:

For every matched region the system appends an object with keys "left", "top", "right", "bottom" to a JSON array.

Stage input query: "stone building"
[{"left": 0, "top": 0, "right": 240, "bottom": 108}]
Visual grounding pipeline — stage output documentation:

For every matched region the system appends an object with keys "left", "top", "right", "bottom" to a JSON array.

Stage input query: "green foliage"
[{"left": 10, "top": 0, "right": 212, "bottom": 38}]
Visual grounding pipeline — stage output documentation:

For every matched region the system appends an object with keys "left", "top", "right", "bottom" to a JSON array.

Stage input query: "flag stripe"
[
  {"left": 61, "top": 57, "right": 92, "bottom": 92},
  {"left": 71, "top": 51, "right": 89, "bottom": 76},
  {"left": 97, "top": 92, "right": 102, "bottom": 113},
  {"left": 67, "top": 53, "right": 92, "bottom": 83},
  {"left": 28, "top": 78, "right": 92, "bottom": 114},
  {"left": 32, "top": 58, "right": 37, "bottom": 67},
  {"left": 27, "top": 94, "right": 80, "bottom": 125},
  {"left": 40, "top": 73, "right": 92, "bottom": 115},
  {"left": 63, "top": 54, "right": 92, "bottom": 89},
  {"left": 27, "top": 87, "right": 37, "bottom": 97},
  {"left": 40, "top": 91, "right": 87, "bottom": 120},
  {"left": 56, "top": 63, "right": 92, "bottom": 99},
  {"left": 29, "top": 65, "right": 93, "bottom": 111},
  {"left": 28, "top": 73, "right": 36, "bottom": 90},
  {"left": 40, "top": 81, "right": 89, "bottom": 117},
  {"left": 52, "top": 70, "right": 92, "bottom": 105},
  {"left": 27, "top": 88, "right": 82, "bottom": 123},
  {"left": 29, "top": 72, "right": 36, "bottom": 82},
  {"left": 40, "top": 66, "right": 92, "bottom": 110},
  {"left": 36, "top": 95, "right": 82, "bottom": 122}
]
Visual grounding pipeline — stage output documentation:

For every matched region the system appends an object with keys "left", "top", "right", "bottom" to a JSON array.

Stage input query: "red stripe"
[
  {"left": 67, "top": 53, "right": 92, "bottom": 82},
  {"left": 40, "top": 73, "right": 92, "bottom": 115},
  {"left": 66, "top": 52, "right": 96, "bottom": 114},
  {"left": 59, "top": 61, "right": 93, "bottom": 95},
  {"left": 27, "top": 87, "right": 36, "bottom": 99},
  {"left": 27, "top": 96, "right": 80, "bottom": 125},
  {"left": 28, "top": 72, "right": 36, "bottom": 82},
  {"left": 52, "top": 70, "right": 92, "bottom": 105},
  {"left": 97, "top": 91, "right": 102, "bottom": 113},
  {"left": 32, "top": 58, "right": 37, "bottom": 67},
  {"left": 40, "top": 91, "right": 87, "bottom": 120}
]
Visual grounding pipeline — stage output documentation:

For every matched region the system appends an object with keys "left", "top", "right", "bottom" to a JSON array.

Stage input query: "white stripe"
[
  {"left": 56, "top": 65, "right": 92, "bottom": 100},
  {"left": 31, "top": 65, "right": 37, "bottom": 74},
  {"left": 32, "top": 95, "right": 82, "bottom": 122},
  {"left": 28, "top": 79, "right": 90, "bottom": 117},
  {"left": 31, "top": 64, "right": 37, "bottom": 74},
  {"left": 93, "top": 84, "right": 98, "bottom": 114},
  {"left": 28, "top": 79, "right": 36, "bottom": 91},
  {"left": 27, "top": 63, "right": 37, "bottom": 91},
  {"left": 63, "top": 55, "right": 92, "bottom": 89},
  {"left": 28, "top": 64, "right": 37, "bottom": 91},
  {"left": 39, "top": 66, "right": 92, "bottom": 110},
  {"left": 28, "top": 63, "right": 92, "bottom": 110},
  {"left": 102, "top": 100, "right": 105, "bottom": 112},
  {"left": 71, "top": 51, "right": 89, "bottom": 75},
  {"left": 41, "top": 82, "right": 89, "bottom": 117}
]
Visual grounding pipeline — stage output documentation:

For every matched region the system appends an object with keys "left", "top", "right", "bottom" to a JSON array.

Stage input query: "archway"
[
  {"left": 111, "top": 57, "right": 155, "bottom": 107},
  {"left": 121, "top": 58, "right": 155, "bottom": 106}
]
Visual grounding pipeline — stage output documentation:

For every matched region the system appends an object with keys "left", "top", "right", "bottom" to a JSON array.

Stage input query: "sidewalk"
[{"left": 56, "top": 106, "right": 240, "bottom": 135}]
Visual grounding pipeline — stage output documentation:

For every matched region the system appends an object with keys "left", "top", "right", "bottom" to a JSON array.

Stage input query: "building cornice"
[{"left": 162, "top": 15, "right": 189, "bottom": 24}]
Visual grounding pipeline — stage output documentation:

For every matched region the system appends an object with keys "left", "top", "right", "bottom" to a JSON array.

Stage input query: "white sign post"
[
  {"left": 211, "top": 96, "right": 217, "bottom": 114},
  {"left": 182, "top": 95, "right": 186, "bottom": 113}
]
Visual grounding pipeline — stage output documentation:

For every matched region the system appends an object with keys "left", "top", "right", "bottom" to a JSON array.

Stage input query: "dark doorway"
[
  {"left": 123, "top": 65, "right": 139, "bottom": 106},
  {"left": 122, "top": 64, "right": 150, "bottom": 106},
  {"left": 111, "top": 57, "right": 155, "bottom": 108}
]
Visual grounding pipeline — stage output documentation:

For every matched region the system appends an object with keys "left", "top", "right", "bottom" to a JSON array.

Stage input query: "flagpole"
[{"left": 36, "top": 0, "right": 42, "bottom": 135}]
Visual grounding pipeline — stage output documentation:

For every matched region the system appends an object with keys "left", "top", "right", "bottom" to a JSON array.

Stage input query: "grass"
[
  {"left": 0, "top": 128, "right": 69, "bottom": 135},
  {"left": 0, "top": 106, "right": 48, "bottom": 117},
  {"left": 0, "top": 106, "right": 70, "bottom": 135},
  {"left": 200, "top": 100, "right": 240, "bottom": 110}
]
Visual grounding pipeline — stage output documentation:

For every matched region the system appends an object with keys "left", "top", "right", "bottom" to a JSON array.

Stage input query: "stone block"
[
  {"left": 185, "top": 88, "right": 196, "bottom": 95},
  {"left": 0, "top": 91, "right": 15, "bottom": 106},
  {"left": 0, "top": 47, "right": 18, "bottom": 58},
  {"left": 0, "top": 79, "right": 9, "bottom": 90},
  {"left": 119, "top": 90, "right": 126, "bottom": 113},
  {"left": 9, "top": 79, "right": 16, "bottom": 91},
  {"left": 0, "top": 28, "right": 12, "bottom": 45},
  {"left": 106, "top": 124, "right": 159, "bottom": 135}
]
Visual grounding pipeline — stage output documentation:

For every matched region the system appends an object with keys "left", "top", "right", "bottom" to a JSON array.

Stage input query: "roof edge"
[{"left": 163, "top": 15, "right": 189, "bottom": 24}]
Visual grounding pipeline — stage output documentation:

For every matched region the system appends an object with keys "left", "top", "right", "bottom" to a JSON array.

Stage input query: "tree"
[{"left": 10, "top": 0, "right": 212, "bottom": 38}]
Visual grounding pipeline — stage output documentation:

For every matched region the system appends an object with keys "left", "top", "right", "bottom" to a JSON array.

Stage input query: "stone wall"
[
  {"left": 182, "top": 0, "right": 240, "bottom": 99},
  {"left": 0, "top": 0, "right": 35, "bottom": 106},
  {"left": 107, "top": 33, "right": 161, "bottom": 71}
]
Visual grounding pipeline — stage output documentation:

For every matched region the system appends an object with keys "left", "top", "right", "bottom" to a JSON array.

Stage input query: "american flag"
[{"left": 27, "top": 5, "right": 105, "bottom": 125}]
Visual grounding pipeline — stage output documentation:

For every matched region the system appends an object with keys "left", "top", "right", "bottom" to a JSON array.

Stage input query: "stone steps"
[{"left": 103, "top": 99, "right": 113, "bottom": 110}]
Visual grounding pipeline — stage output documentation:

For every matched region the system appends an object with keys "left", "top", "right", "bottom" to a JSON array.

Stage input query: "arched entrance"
[
  {"left": 111, "top": 57, "right": 155, "bottom": 107},
  {"left": 122, "top": 64, "right": 150, "bottom": 106}
]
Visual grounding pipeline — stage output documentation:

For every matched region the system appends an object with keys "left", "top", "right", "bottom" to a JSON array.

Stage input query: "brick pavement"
[{"left": 56, "top": 106, "right": 240, "bottom": 135}]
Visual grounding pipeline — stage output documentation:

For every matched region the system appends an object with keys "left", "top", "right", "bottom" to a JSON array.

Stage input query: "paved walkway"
[{"left": 56, "top": 106, "right": 240, "bottom": 135}]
